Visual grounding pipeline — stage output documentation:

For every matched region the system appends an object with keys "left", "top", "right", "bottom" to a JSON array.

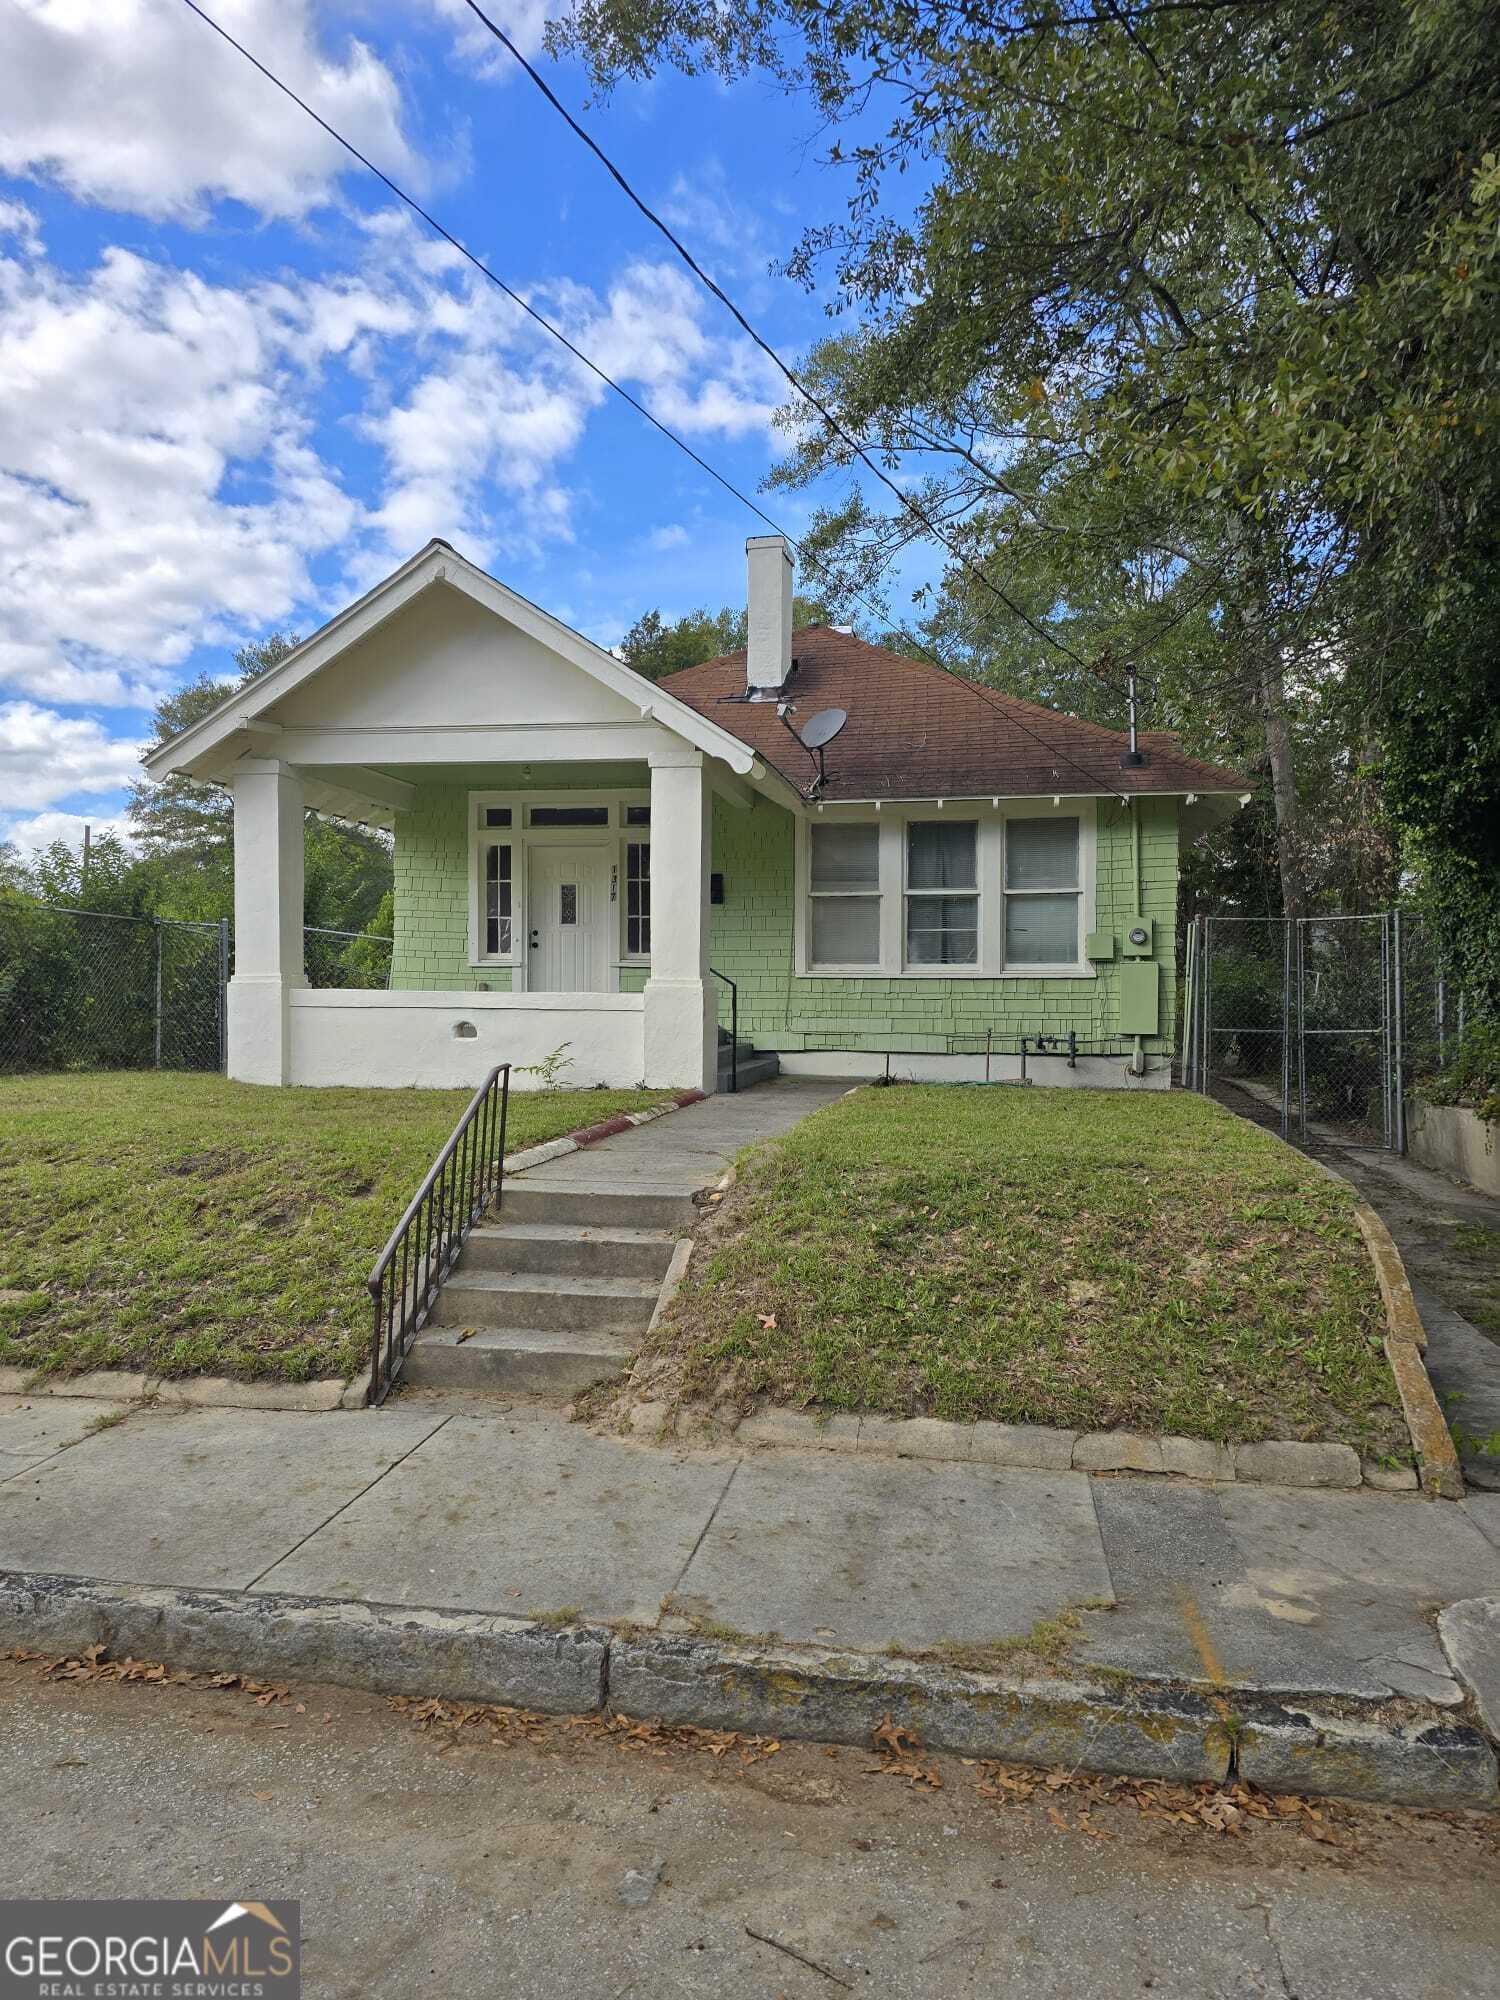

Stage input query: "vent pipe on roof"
[{"left": 746, "top": 535, "right": 793, "bottom": 696}]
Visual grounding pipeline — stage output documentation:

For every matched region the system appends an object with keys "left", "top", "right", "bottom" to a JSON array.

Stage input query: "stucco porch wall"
[
  {"left": 287, "top": 989, "right": 645, "bottom": 1090},
  {"left": 705, "top": 793, "right": 1180, "bottom": 1058}
]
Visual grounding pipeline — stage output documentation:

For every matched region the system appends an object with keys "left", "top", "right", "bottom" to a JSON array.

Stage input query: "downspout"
[{"left": 1129, "top": 797, "right": 1146, "bottom": 1077}]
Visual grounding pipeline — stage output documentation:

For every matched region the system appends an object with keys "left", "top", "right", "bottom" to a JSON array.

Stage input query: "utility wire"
[
  {"left": 180, "top": 0, "right": 790, "bottom": 541},
  {"left": 460, "top": 0, "right": 1097, "bottom": 675},
  {"left": 178, "top": 0, "right": 1166, "bottom": 804}
]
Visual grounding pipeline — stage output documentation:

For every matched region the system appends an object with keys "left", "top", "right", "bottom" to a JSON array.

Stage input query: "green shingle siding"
[{"left": 389, "top": 771, "right": 1181, "bottom": 1049}]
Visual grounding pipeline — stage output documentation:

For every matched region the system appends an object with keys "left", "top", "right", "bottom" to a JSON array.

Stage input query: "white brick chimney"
[{"left": 745, "top": 534, "right": 793, "bottom": 695}]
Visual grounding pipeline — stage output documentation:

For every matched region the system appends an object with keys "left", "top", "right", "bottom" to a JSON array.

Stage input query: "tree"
[
  {"left": 128, "top": 632, "right": 392, "bottom": 932},
  {"left": 552, "top": 0, "right": 1500, "bottom": 955},
  {"left": 619, "top": 593, "right": 851, "bottom": 678}
]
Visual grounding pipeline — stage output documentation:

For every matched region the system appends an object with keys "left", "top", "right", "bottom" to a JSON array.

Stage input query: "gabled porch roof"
[{"left": 142, "top": 541, "right": 779, "bottom": 827}]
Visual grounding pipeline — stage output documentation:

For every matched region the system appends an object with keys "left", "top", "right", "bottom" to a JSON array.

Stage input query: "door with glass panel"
[{"left": 528, "top": 845, "right": 610, "bottom": 991}]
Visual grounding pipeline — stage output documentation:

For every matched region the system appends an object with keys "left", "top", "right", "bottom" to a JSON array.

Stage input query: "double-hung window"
[
  {"left": 1003, "top": 817, "right": 1080, "bottom": 965},
  {"left": 809, "top": 823, "right": 880, "bottom": 967},
  {"left": 905, "top": 821, "right": 978, "bottom": 965}
]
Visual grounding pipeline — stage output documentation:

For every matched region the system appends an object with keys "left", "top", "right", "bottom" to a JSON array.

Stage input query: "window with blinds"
[
  {"left": 1003, "top": 817, "right": 1080, "bottom": 964},
  {"left": 905, "top": 821, "right": 978, "bottom": 965},
  {"left": 809, "top": 822, "right": 880, "bottom": 966}
]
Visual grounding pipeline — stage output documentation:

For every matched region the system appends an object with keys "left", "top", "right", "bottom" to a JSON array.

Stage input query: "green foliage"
[
  {"left": 1380, "top": 560, "right": 1500, "bottom": 1015},
  {"left": 618, "top": 593, "right": 848, "bottom": 678},
  {"left": 554, "top": 0, "right": 1499, "bottom": 948},
  {"left": 1418, "top": 1019, "right": 1500, "bottom": 1126}
]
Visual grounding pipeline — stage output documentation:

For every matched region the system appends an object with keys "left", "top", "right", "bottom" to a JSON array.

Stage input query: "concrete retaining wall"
[{"left": 1409, "top": 1098, "right": 1500, "bottom": 1198}]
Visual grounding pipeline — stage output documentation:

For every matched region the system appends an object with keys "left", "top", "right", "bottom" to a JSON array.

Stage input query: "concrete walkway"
[
  {"left": 3, "top": 1393, "right": 1498, "bottom": 1713},
  {"left": 516, "top": 1076, "right": 848, "bottom": 1197},
  {"left": 1217, "top": 1079, "right": 1500, "bottom": 1490}
]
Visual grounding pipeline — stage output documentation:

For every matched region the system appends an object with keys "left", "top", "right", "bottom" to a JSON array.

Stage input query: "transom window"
[{"left": 470, "top": 793, "right": 652, "bottom": 973}]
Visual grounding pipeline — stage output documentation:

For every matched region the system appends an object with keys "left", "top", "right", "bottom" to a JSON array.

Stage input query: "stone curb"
[
  {"left": 608, "top": 1633, "right": 1231, "bottom": 1783},
  {"left": 1234, "top": 1695, "right": 1497, "bottom": 1809},
  {"left": 0, "top": 1367, "right": 349, "bottom": 1413},
  {"left": 1, "top": 1570, "right": 1491, "bottom": 1809},
  {"left": 1352, "top": 1201, "right": 1465, "bottom": 1500},
  {"left": 724, "top": 1407, "right": 1401, "bottom": 1490},
  {"left": 0, "top": 1570, "right": 605, "bottom": 1713}
]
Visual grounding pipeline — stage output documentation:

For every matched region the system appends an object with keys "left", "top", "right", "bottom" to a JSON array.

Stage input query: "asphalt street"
[{"left": 0, "top": 1651, "right": 1495, "bottom": 1999}]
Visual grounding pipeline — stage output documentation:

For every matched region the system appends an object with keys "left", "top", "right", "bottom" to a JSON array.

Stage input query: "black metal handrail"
[
  {"left": 366, "top": 1063, "right": 511, "bottom": 1405},
  {"left": 710, "top": 966, "right": 738, "bottom": 1093}
]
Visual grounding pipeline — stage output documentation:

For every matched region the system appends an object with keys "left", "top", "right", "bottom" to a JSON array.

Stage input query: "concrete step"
[
  {"left": 461, "top": 1221, "right": 677, "bottom": 1280},
  {"left": 498, "top": 1185, "right": 702, "bottom": 1229},
  {"left": 721, "top": 1051, "right": 781, "bottom": 1091},
  {"left": 431, "top": 1269, "right": 661, "bottom": 1334},
  {"left": 403, "top": 1326, "right": 632, "bottom": 1396}
]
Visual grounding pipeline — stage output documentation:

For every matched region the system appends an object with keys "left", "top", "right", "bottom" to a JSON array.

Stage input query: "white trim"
[
  {"left": 794, "top": 799, "right": 1098, "bottom": 980},
  {"left": 143, "top": 540, "right": 758, "bottom": 782}
]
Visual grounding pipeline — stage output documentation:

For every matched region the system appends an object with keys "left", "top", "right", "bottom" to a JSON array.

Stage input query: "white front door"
[{"left": 528, "top": 844, "right": 611, "bottom": 991}]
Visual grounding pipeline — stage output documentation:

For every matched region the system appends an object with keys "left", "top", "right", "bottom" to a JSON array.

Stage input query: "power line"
[
  {"left": 177, "top": 0, "right": 1156, "bottom": 802},
  {"left": 179, "top": 0, "right": 790, "bottom": 541},
  {"left": 460, "top": 0, "right": 1098, "bottom": 677}
]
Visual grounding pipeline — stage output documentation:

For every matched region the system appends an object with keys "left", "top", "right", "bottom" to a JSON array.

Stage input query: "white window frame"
[
  {"left": 468, "top": 789, "right": 652, "bottom": 987},
  {"left": 805, "top": 818, "right": 884, "bottom": 974},
  {"left": 794, "top": 799, "right": 1097, "bottom": 979}
]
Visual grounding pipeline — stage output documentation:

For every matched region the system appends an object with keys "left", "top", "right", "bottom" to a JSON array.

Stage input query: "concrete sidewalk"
[{"left": 3, "top": 1393, "right": 1498, "bottom": 1729}]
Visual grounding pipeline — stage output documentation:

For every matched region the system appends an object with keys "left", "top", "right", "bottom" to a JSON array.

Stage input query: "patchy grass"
[
  {"left": 652, "top": 1085, "right": 1407, "bottom": 1453},
  {"left": 0, "top": 1073, "right": 664, "bottom": 1384}
]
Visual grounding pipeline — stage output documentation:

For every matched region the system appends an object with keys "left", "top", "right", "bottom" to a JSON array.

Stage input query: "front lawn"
[
  {"left": 652, "top": 1085, "right": 1407, "bottom": 1453},
  {"left": 0, "top": 1074, "right": 663, "bottom": 1383}
]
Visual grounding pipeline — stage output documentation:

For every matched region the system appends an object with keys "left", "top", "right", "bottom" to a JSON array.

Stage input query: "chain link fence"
[
  {"left": 0, "top": 904, "right": 391, "bottom": 1075},
  {"left": 1182, "top": 910, "right": 1454, "bottom": 1150}
]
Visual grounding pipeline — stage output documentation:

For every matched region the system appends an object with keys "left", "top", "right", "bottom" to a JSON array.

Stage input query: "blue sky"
[{"left": 0, "top": 0, "right": 933, "bottom": 857}]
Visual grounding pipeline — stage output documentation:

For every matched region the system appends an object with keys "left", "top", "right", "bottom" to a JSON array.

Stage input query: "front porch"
[{"left": 233, "top": 751, "right": 735, "bottom": 1092}]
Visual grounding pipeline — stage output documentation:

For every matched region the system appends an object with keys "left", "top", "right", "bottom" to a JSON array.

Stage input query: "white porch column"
[
  {"left": 227, "top": 757, "right": 305, "bottom": 1084},
  {"left": 643, "top": 750, "right": 717, "bottom": 1092}
]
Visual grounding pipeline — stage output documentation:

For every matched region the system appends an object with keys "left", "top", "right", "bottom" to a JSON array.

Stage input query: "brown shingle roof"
[{"left": 658, "top": 627, "right": 1251, "bottom": 800}]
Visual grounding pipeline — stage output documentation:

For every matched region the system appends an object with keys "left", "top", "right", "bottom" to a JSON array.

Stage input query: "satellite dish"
[{"left": 799, "top": 707, "right": 848, "bottom": 750}]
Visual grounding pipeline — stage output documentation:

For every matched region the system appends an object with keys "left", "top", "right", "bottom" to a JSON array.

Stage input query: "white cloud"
[
  {"left": 0, "top": 0, "right": 419, "bottom": 222},
  {"left": 1, "top": 806, "right": 136, "bottom": 857},
  {"left": 0, "top": 198, "right": 43, "bottom": 255},
  {"left": 420, "top": 0, "right": 549, "bottom": 72},
  {"left": 647, "top": 523, "right": 689, "bottom": 551},
  {"left": 0, "top": 243, "right": 360, "bottom": 708},
  {"left": 0, "top": 702, "right": 147, "bottom": 812}
]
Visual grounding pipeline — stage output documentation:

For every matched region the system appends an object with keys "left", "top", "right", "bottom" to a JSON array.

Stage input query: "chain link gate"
[{"left": 1182, "top": 911, "right": 1448, "bottom": 1152}]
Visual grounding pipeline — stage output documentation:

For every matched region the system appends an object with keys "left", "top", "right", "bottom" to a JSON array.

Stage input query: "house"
[{"left": 142, "top": 535, "right": 1249, "bottom": 1093}]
